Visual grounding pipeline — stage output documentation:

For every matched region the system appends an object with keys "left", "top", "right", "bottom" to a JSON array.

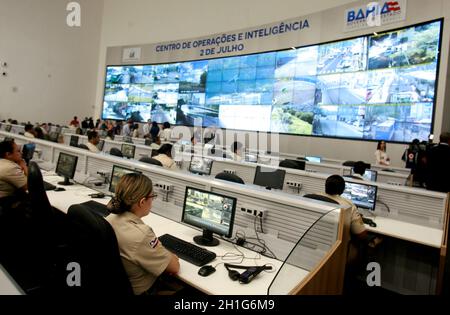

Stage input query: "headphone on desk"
[{"left": 224, "top": 263, "right": 272, "bottom": 283}]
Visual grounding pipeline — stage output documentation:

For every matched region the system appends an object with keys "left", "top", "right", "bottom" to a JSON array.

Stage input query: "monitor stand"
[
  {"left": 193, "top": 229, "right": 219, "bottom": 247},
  {"left": 58, "top": 176, "right": 74, "bottom": 186}
]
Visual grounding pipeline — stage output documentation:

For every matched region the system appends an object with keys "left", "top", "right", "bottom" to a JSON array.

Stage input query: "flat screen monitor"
[
  {"left": 121, "top": 143, "right": 135, "bottom": 159},
  {"left": 144, "top": 138, "right": 152, "bottom": 146},
  {"left": 189, "top": 156, "right": 213, "bottom": 175},
  {"left": 253, "top": 166, "right": 286, "bottom": 190},
  {"left": 245, "top": 153, "right": 258, "bottom": 163},
  {"left": 97, "top": 140, "right": 105, "bottom": 151},
  {"left": 70, "top": 135, "right": 79, "bottom": 147},
  {"left": 342, "top": 181, "right": 378, "bottom": 211},
  {"left": 56, "top": 152, "right": 78, "bottom": 186},
  {"left": 5, "top": 125, "right": 12, "bottom": 132},
  {"left": 306, "top": 156, "right": 321, "bottom": 163},
  {"left": 123, "top": 136, "right": 133, "bottom": 143},
  {"left": 109, "top": 165, "right": 142, "bottom": 193},
  {"left": 48, "top": 132, "right": 59, "bottom": 142},
  {"left": 4, "top": 137, "right": 14, "bottom": 142},
  {"left": 182, "top": 187, "right": 236, "bottom": 246},
  {"left": 351, "top": 169, "right": 378, "bottom": 182},
  {"left": 22, "top": 143, "right": 36, "bottom": 164}
]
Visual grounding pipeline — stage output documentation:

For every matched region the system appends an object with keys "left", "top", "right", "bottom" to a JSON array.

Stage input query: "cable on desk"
[
  {"left": 252, "top": 216, "right": 277, "bottom": 260},
  {"left": 376, "top": 199, "right": 391, "bottom": 213}
]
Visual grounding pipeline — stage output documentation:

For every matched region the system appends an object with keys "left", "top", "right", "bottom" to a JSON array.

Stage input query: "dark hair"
[
  {"left": 24, "top": 124, "right": 33, "bottom": 132},
  {"left": 87, "top": 130, "right": 98, "bottom": 141},
  {"left": 108, "top": 173, "right": 153, "bottom": 214},
  {"left": 163, "top": 122, "right": 170, "bottom": 129},
  {"left": 353, "top": 161, "right": 368, "bottom": 176},
  {"left": 376, "top": 140, "right": 386, "bottom": 151},
  {"left": 34, "top": 127, "right": 44, "bottom": 139},
  {"left": 440, "top": 132, "right": 450, "bottom": 143},
  {"left": 325, "top": 175, "right": 345, "bottom": 195},
  {"left": 151, "top": 121, "right": 158, "bottom": 127},
  {"left": 0, "top": 140, "right": 15, "bottom": 158},
  {"left": 231, "top": 141, "right": 242, "bottom": 153},
  {"left": 157, "top": 143, "right": 173, "bottom": 157}
]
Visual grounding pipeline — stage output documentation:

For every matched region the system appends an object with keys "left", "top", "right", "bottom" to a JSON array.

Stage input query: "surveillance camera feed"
[
  {"left": 109, "top": 165, "right": 142, "bottom": 193},
  {"left": 182, "top": 187, "right": 236, "bottom": 238},
  {"left": 102, "top": 20, "right": 442, "bottom": 143},
  {"left": 121, "top": 143, "right": 135, "bottom": 159},
  {"left": 342, "top": 181, "right": 377, "bottom": 210},
  {"left": 189, "top": 156, "right": 213, "bottom": 175}
]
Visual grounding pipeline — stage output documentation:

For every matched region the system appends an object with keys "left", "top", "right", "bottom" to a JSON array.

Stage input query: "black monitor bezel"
[
  {"left": 181, "top": 186, "right": 237, "bottom": 239},
  {"left": 121, "top": 143, "right": 136, "bottom": 159},
  {"left": 70, "top": 135, "right": 79, "bottom": 147},
  {"left": 56, "top": 152, "right": 78, "bottom": 180},
  {"left": 109, "top": 165, "right": 142, "bottom": 193},
  {"left": 343, "top": 180, "right": 378, "bottom": 211},
  {"left": 253, "top": 165, "right": 286, "bottom": 190},
  {"left": 350, "top": 168, "right": 378, "bottom": 182},
  {"left": 188, "top": 156, "right": 213, "bottom": 175}
]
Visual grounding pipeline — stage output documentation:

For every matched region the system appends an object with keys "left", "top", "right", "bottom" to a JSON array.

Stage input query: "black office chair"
[
  {"left": 65, "top": 204, "right": 133, "bottom": 295},
  {"left": 139, "top": 157, "right": 163, "bottom": 167},
  {"left": 342, "top": 161, "right": 356, "bottom": 167},
  {"left": 303, "top": 194, "right": 339, "bottom": 204},
  {"left": 78, "top": 144, "right": 89, "bottom": 150},
  {"left": 279, "top": 159, "right": 306, "bottom": 170},
  {"left": 110, "top": 147, "right": 123, "bottom": 157},
  {"left": 215, "top": 172, "right": 245, "bottom": 184}
]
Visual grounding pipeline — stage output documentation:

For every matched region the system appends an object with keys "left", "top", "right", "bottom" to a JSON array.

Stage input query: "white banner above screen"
[{"left": 102, "top": 5, "right": 443, "bottom": 144}]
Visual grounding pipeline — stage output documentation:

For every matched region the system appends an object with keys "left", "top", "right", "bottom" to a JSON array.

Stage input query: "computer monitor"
[
  {"left": 109, "top": 165, "right": 142, "bottom": 193},
  {"left": 48, "top": 132, "right": 59, "bottom": 142},
  {"left": 253, "top": 166, "right": 286, "bottom": 190},
  {"left": 70, "top": 135, "right": 79, "bottom": 147},
  {"left": 5, "top": 125, "right": 12, "bottom": 132},
  {"left": 121, "top": 143, "right": 135, "bottom": 159},
  {"left": 3, "top": 137, "right": 14, "bottom": 142},
  {"left": 342, "top": 181, "right": 378, "bottom": 211},
  {"left": 306, "top": 156, "right": 321, "bottom": 163},
  {"left": 189, "top": 156, "right": 213, "bottom": 175},
  {"left": 279, "top": 159, "right": 306, "bottom": 170},
  {"left": 123, "top": 136, "right": 133, "bottom": 143},
  {"left": 97, "top": 140, "right": 105, "bottom": 151},
  {"left": 351, "top": 169, "right": 378, "bottom": 182},
  {"left": 144, "top": 138, "right": 152, "bottom": 146},
  {"left": 22, "top": 143, "right": 36, "bottom": 164},
  {"left": 182, "top": 187, "right": 236, "bottom": 247},
  {"left": 245, "top": 153, "right": 258, "bottom": 163},
  {"left": 55, "top": 152, "right": 78, "bottom": 186}
]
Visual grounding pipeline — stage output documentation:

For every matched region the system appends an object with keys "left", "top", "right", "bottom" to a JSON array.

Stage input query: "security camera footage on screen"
[
  {"left": 342, "top": 181, "right": 377, "bottom": 210},
  {"left": 102, "top": 20, "right": 442, "bottom": 143}
]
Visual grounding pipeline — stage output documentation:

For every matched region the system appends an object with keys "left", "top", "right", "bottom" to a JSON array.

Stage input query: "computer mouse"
[
  {"left": 368, "top": 221, "right": 377, "bottom": 227},
  {"left": 198, "top": 265, "right": 216, "bottom": 277},
  {"left": 54, "top": 187, "right": 66, "bottom": 192}
]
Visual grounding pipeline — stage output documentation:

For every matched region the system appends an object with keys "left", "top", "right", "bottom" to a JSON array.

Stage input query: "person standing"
[
  {"left": 425, "top": 132, "right": 450, "bottom": 192},
  {"left": 374, "top": 140, "right": 390, "bottom": 166}
]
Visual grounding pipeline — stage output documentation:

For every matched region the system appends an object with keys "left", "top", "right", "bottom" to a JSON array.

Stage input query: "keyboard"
[
  {"left": 80, "top": 200, "right": 110, "bottom": 217},
  {"left": 158, "top": 234, "right": 216, "bottom": 266},
  {"left": 43, "top": 181, "right": 56, "bottom": 191}
]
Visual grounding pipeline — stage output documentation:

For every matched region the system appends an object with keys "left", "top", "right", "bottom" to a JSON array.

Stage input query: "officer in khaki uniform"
[
  {"left": 0, "top": 140, "right": 28, "bottom": 199},
  {"left": 107, "top": 211, "right": 172, "bottom": 295},
  {"left": 106, "top": 173, "right": 179, "bottom": 295}
]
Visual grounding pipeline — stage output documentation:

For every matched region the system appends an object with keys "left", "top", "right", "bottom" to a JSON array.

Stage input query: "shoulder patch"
[{"left": 150, "top": 237, "right": 159, "bottom": 248}]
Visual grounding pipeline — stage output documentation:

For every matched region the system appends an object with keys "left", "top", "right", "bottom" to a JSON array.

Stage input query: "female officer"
[{"left": 106, "top": 173, "right": 180, "bottom": 295}]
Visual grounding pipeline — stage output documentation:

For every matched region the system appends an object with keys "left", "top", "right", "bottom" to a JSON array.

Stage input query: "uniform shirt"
[
  {"left": 86, "top": 142, "right": 100, "bottom": 153},
  {"left": 122, "top": 124, "right": 132, "bottom": 137},
  {"left": 106, "top": 211, "right": 172, "bottom": 295},
  {"left": 230, "top": 152, "right": 242, "bottom": 162},
  {"left": 0, "top": 159, "right": 27, "bottom": 198},
  {"left": 160, "top": 128, "right": 172, "bottom": 141},
  {"left": 320, "top": 193, "right": 366, "bottom": 236},
  {"left": 143, "top": 123, "right": 151, "bottom": 136},
  {"left": 153, "top": 154, "right": 177, "bottom": 170},
  {"left": 24, "top": 132, "right": 35, "bottom": 138}
]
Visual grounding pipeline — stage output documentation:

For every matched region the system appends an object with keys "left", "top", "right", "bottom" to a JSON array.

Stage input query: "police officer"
[{"left": 106, "top": 173, "right": 180, "bottom": 295}]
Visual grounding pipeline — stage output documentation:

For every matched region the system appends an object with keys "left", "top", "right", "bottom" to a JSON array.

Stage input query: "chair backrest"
[
  {"left": 66, "top": 204, "right": 133, "bottom": 295},
  {"left": 110, "top": 147, "right": 123, "bottom": 157},
  {"left": 27, "top": 162, "right": 53, "bottom": 221},
  {"left": 78, "top": 144, "right": 89, "bottom": 150},
  {"left": 279, "top": 159, "right": 306, "bottom": 170},
  {"left": 139, "top": 157, "right": 163, "bottom": 166},
  {"left": 342, "top": 161, "right": 356, "bottom": 167},
  {"left": 151, "top": 149, "right": 159, "bottom": 157},
  {"left": 303, "top": 194, "right": 340, "bottom": 205},
  {"left": 215, "top": 172, "right": 245, "bottom": 184}
]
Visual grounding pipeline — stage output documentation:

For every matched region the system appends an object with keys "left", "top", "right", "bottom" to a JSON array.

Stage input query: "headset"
[{"left": 224, "top": 263, "right": 272, "bottom": 284}]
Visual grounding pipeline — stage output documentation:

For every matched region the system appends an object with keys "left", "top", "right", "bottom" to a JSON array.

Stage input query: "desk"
[{"left": 43, "top": 173, "right": 310, "bottom": 295}]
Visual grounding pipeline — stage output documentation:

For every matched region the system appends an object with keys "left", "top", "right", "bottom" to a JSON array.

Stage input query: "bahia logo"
[{"left": 347, "top": 1, "right": 402, "bottom": 23}]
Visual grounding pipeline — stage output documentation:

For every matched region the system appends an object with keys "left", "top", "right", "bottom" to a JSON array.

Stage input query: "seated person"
[
  {"left": 230, "top": 141, "right": 243, "bottom": 162},
  {"left": 24, "top": 124, "right": 35, "bottom": 138},
  {"left": 86, "top": 130, "right": 100, "bottom": 153},
  {"left": 349, "top": 161, "right": 367, "bottom": 180},
  {"left": 150, "top": 136, "right": 161, "bottom": 150},
  {"left": 0, "top": 140, "right": 28, "bottom": 200},
  {"left": 106, "top": 173, "right": 180, "bottom": 295},
  {"left": 153, "top": 144, "right": 177, "bottom": 170},
  {"left": 160, "top": 122, "right": 172, "bottom": 141}
]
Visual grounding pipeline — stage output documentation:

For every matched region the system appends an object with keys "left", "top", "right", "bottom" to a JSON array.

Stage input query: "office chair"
[
  {"left": 279, "top": 159, "right": 306, "bottom": 170},
  {"left": 78, "top": 144, "right": 89, "bottom": 150},
  {"left": 139, "top": 156, "right": 163, "bottom": 167},
  {"left": 303, "top": 194, "right": 339, "bottom": 204},
  {"left": 342, "top": 161, "right": 356, "bottom": 167},
  {"left": 215, "top": 172, "right": 245, "bottom": 184},
  {"left": 110, "top": 147, "right": 123, "bottom": 157},
  {"left": 65, "top": 204, "right": 133, "bottom": 295}
]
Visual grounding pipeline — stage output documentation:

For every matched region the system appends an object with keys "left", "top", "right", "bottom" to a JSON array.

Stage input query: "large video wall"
[{"left": 102, "top": 19, "right": 442, "bottom": 142}]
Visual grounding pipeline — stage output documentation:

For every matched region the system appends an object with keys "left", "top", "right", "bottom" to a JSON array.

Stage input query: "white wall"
[{"left": 0, "top": 0, "right": 103, "bottom": 125}]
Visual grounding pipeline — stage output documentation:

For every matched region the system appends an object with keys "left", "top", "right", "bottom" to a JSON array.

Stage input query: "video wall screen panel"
[{"left": 102, "top": 19, "right": 442, "bottom": 143}]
